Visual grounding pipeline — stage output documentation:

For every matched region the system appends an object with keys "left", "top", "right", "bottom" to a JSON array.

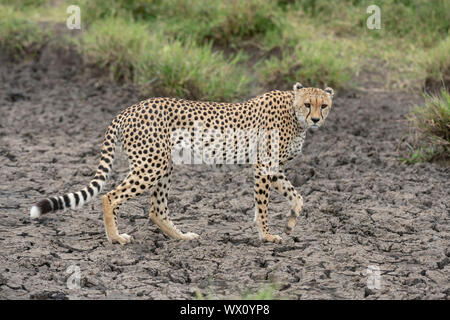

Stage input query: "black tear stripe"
[
  {"left": 63, "top": 194, "right": 71, "bottom": 208},
  {"left": 50, "top": 197, "right": 59, "bottom": 211},
  {"left": 81, "top": 190, "right": 88, "bottom": 201}
]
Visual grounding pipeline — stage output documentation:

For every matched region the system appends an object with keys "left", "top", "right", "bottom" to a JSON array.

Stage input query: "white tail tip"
[{"left": 30, "top": 206, "right": 41, "bottom": 219}]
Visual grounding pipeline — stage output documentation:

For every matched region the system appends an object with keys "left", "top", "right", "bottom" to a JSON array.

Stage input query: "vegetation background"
[
  {"left": 1, "top": 0, "right": 448, "bottom": 161},
  {"left": 1, "top": 0, "right": 448, "bottom": 95},
  {"left": 0, "top": 0, "right": 450, "bottom": 162}
]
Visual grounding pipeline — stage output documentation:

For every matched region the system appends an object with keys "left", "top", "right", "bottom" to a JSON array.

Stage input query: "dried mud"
[{"left": 0, "top": 48, "right": 449, "bottom": 300}]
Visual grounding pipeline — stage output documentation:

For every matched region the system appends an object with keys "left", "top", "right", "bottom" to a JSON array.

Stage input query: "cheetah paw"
[
  {"left": 111, "top": 233, "right": 133, "bottom": 245},
  {"left": 285, "top": 225, "right": 293, "bottom": 235},
  {"left": 181, "top": 232, "right": 200, "bottom": 240},
  {"left": 285, "top": 213, "right": 298, "bottom": 235},
  {"left": 263, "top": 234, "right": 283, "bottom": 244}
]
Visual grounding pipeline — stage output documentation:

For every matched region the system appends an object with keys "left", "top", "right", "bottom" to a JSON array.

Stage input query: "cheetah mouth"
[{"left": 310, "top": 124, "right": 320, "bottom": 130}]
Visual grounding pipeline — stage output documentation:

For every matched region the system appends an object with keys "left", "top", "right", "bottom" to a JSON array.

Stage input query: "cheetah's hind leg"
[
  {"left": 149, "top": 167, "right": 199, "bottom": 240},
  {"left": 102, "top": 168, "right": 164, "bottom": 245}
]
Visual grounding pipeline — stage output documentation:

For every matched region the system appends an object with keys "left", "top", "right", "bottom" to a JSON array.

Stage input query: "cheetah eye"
[
  {"left": 304, "top": 103, "right": 311, "bottom": 108},
  {"left": 321, "top": 104, "right": 328, "bottom": 109}
]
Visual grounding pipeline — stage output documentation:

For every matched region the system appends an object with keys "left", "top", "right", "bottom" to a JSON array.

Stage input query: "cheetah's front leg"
[
  {"left": 270, "top": 174, "right": 303, "bottom": 235},
  {"left": 253, "top": 167, "right": 282, "bottom": 244}
]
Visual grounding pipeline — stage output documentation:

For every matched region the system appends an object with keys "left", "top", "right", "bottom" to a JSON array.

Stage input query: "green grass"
[
  {"left": 77, "top": 17, "right": 148, "bottom": 83},
  {"left": 257, "top": 20, "right": 354, "bottom": 88},
  {"left": 195, "top": 282, "right": 283, "bottom": 300},
  {"left": 253, "top": 0, "right": 450, "bottom": 90},
  {"left": 151, "top": 0, "right": 281, "bottom": 45},
  {"left": 240, "top": 284, "right": 280, "bottom": 300},
  {"left": 77, "top": 0, "right": 281, "bottom": 46},
  {"left": 0, "top": 0, "right": 50, "bottom": 8},
  {"left": 401, "top": 146, "right": 442, "bottom": 164},
  {"left": 0, "top": 0, "right": 449, "bottom": 100},
  {"left": 422, "top": 36, "right": 450, "bottom": 87},
  {"left": 372, "top": 0, "right": 449, "bottom": 47},
  {"left": 77, "top": 17, "right": 250, "bottom": 100},
  {"left": 291, "top": 0, "right": 449, "bottom": 47},
  {"left": 0, "top": 5, "right": 49, "bottom": 60},
  {"left": 404, "top": 88, "right": 450, "bottom": 163}
]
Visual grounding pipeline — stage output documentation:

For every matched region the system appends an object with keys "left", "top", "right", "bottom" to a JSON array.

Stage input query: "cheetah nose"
[{"left": 311, "top": 117, "right": 320, "bottom": 124}]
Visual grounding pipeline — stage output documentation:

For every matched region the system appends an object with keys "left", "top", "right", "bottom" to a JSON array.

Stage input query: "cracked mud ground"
[{"left": 0, "top": 48, "right": 449, "bottom": 300}]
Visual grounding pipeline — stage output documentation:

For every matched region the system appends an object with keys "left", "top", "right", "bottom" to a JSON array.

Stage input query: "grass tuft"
[
  {"left": 422, "top": 37, "right": 450, "bottom": 89},
  {"left": 0, "top": 0, "right": 49, "bottom": 8},
  {"left": 195, "top": 282, "right": 283, "bottom": 300},
  {"left": 0, "top": 6, "right": 49, "bottom": 60},
  {"left": 240, "top": 284, "right": 280, "bottom": 300},
  {"left": 77, "top": 17, "right": 149, "bottom": 83},
  {"left": 257, "top": 38, "right": 352, "bottom": 89},
  {"left": 77, "top": 17, "right": 251, "bottom": 101},
  {"left": 256, "top": 12, "right": 354, "bottom": 89},
  {"left": 405, "top": 88, "right": 450, "bottom": 163},
  {"left": 78, "top": 0, "right": 280, "bottom": 45},
  {"left": 291, "top": 0, "right": 449, "bottom": 47}
]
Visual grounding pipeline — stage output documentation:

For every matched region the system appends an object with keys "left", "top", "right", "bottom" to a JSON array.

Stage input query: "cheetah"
[{"left": 30, "top": 82, "right": 334, "bottom": 244}]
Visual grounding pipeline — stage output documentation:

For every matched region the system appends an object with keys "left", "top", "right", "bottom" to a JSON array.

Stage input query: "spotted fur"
[{"left": 30, "top": 83, "right": 334, "bottom": 244}]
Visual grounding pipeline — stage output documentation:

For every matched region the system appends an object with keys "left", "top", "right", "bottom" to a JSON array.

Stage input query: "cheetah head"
[{"left": 292, "top": 82, "right": 334, "bottom": 130}]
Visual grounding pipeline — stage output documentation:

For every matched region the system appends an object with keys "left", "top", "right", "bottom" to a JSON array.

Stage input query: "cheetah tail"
[{"left": 29, "top": 123, "right": 120, "bottom": 219}]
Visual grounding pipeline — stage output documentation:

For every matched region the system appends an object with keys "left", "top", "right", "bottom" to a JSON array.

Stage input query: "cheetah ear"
[
  {"left": 293, "top": 82, "right": 304, "bottom": 91},
  {"left": 324, "top": 87, "right": 334, "bottom": 98}
]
